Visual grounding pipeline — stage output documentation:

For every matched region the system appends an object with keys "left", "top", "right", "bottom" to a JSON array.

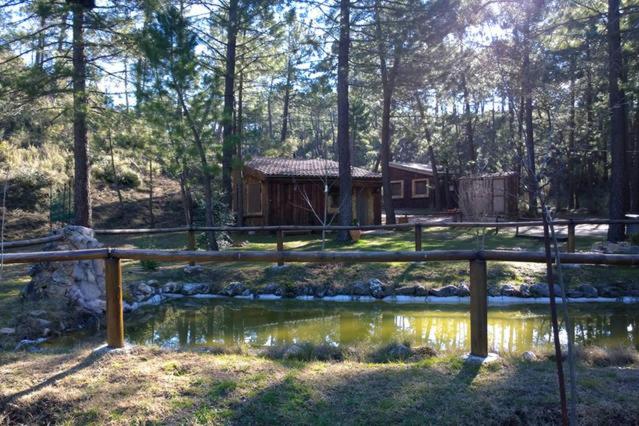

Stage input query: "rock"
[
  {"left": 183, "top": 264, "right": 204, "bottom": 275},
  {"left": 221, "top": 282, "right": 248, "bottom": 297},
  {"left": 488, "top": 286, "right": 501, "bottom": 297},
  {"left": 394, "top": 285, "right": 416, "bottom": 296},
  {"left": 161, "top": 281, "right": 183, "bottom": 294},
  {"left": 368, "top": 279, "right": 387, "bottom": 299},
  {"left": 283, "top": 344, "right": 305, "bottom": 359},
  {"left": 519, "top": 284, "right": 531, "bottom": 297},
  {"left": 599, "top": 286, "right": 622, "bottom": 298},
  {"left": 0, "top": 327, "right": 16, "bottom": 335},
  {"left": 314, "top": 286, "right": 327, "bottom": 298},
  {"left": 351, "top": 281, "right": 369, "bottom": 296},
  {"left": 429, "top": 285, "right": 459, "bottom": 297},
  {"left": 529, "top": 283, "right": 562, "bottom": 298},
  {"left": 456, "top": 283, "right": 470, "bottom": 297},
  {"left": 388, "top": 343, "right": 411, "bottom": 359},
  {"left": 260, "top": 283, "right": 283, "bottom": 296},
  {"left": 181, "top": 283, "right": 210, "bottom": 295},
  {"left": 23, "top": 226, "right": 106, "bottom": 316},
  {"left": 500, "top": 285, "right": 522, "bottom": 297},
  {"left": 128, "top": 282, "right": 155, "bottom": 302},
  {"left": 522, "top": 351, "right": 537, "bottom": 362},
  {"left": 414, "top": 285, "right": 429, "bottom": 296}
]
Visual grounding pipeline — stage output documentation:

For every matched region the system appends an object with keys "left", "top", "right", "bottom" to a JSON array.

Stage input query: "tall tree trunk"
[
  {"left": 461, "top": 73, "right": 476, "bottom": 171},
  {"left": 267, "top": 77, "right": 274, "bottom": 141},
  {"left": 522, "top": 19, "right": 537, "bottom": 216},
  {"left": 631, "top": 107, "right": 639, "bottom": 212},
  {"left": 235, "top": 68, "right": 245, "bottom": 226},
  {"left": 107, "top": 127, "right": 124, "bottom": 209},
  {"left": 337, "top": 0, "right": 352, "bottom": 240},
  {"left": 222, "top": 0, "right": 239, "bottom": 207},
  {"left": 148, "top": 159, "right": 155, "bottom": 228},
  {"left": 177, "top": 91, "right": 219, "bottom": 250},
  {"left": 428, "top": 146, "right": 442, "bottom": 210},
  {"left": 568, "top": 58, "right": 576, "bottom": 209},
  {"left": 375, "top": 0, "right": 398, "bottom": 225},
  {"left": 71, "top": 2, "right": 92, "bottom": 227},
  {"left": 280, "top": 57, "right": 292, "bottom": 144},
  {"left": 607, "top": 0, "right": 627, "bottom": 242}
]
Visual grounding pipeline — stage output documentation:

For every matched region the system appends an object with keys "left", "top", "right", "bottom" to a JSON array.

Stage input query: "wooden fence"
[
  {"left": 2, "top": 248, "right": 639, "bottom": 357},
  {"left": 3, "top": 219, "right": 638, "bottom": 253}
]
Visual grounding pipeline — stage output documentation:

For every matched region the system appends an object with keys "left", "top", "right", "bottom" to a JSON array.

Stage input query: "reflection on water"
[{"left": 124, "top": 299, "right": 639, "bottom": 353}]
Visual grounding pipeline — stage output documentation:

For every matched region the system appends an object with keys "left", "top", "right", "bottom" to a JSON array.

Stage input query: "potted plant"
[{"left": 349, "top": 219, "right": 361, "bottom": 242}]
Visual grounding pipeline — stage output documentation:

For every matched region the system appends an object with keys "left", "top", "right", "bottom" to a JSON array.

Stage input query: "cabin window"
[
  {"left": 390, "top": 180, "right": 404, "bottom": 199},
  {"left": 411, "top": 179, "right": 429, "bottom": 198},
  {"left": 246, "top": 183, "right": 262, "bottom": 215}
]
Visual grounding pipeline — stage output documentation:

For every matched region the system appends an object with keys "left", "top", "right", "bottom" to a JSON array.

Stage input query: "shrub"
[
  {"left": 93, "top": 164, "right": 141, "bottom": 189},
  {"left": 139, "top": 259, "right": 159, "bottom": 271}
]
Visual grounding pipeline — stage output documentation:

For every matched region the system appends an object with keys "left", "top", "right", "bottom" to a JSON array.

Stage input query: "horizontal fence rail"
[
  {"left": 3, "top": 248, "right": 639, "bottom": 266},
  {"left": 2, "top": 248, "right": 638, "bottom": 357},
  {"left": 0, "top": 233, "right": 64, "bottom": 250}
]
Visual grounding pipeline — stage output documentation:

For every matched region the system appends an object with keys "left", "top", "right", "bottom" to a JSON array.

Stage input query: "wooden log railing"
[{"left": 2, "top": 248, "right": 639, "bottom": 357}]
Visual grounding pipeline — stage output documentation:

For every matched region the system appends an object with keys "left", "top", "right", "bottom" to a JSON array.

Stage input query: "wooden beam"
[
  {"left": 276, "top": 229, "right": 284, "bottom": 266},
  {"left": 414, "top": 224, "right": 422, "bottom": 251},
  {"left": 186, "top": 229, "right": 196, "bottom": 266},
  {"left": 0, "top": 233, "right": 64, "bottom": 249},
  {"left": 105, "top": 257, "right": 124, "bottom": 348},
  {"left": 567, "top": 221, "right": 576, "bottom": 253},
  {"left": 469, "top": 258, "right": 488, "bottom": 357}
]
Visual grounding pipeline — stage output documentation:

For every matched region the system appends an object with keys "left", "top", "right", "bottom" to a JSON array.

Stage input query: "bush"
[
  {"left": 1, "top": 171, "right": 50, "bottom": 210},
  {"left": 93, "top": 164, "right": 141, "bottom": 189},
  {"left": 139, "top": 259, "right": 159, "bottom": 271}
]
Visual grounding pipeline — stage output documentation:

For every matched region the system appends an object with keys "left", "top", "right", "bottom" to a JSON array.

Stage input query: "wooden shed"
[
  {"left": 457, "top": 172, "right": 519, "bottom": 219},
  {"left": 233, "top": 158, "right": 382, "bottom": 226},
  {"left": 387, "top": 162, "right": 456, "bottom": 212}
]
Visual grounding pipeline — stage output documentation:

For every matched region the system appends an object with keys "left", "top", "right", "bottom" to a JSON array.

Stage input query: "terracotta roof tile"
[{"left": 246, "top": 158, "right": 380, "bottom": 179}]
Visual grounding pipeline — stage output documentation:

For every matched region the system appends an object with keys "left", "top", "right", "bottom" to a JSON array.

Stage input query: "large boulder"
[
  {"left": 369, "top": 279, "right": 387, "bottom": 299},
  {"left": 221, "top": 282, "right": 250, "bottom": 297},
  {"left": 599, "top": 286, "right": 623, "bottom": 298},
  {"left": 181, "top": 283, "right": 210, "bottom": 295},
  {"left": 529, "top": 283, "right": 562, "bottom": 298},
  {"left": 127, "top": 281, "right": 156, "bottom": 302},
  {"left": 351, "top": 281, "right": 369, "bottom": 296},
  {"left": 260, "top": 283, "right": 283, "bottom": 296},
  {"left": 429, "top": 285, "right": 459, "bottom": 297},
  {"left": 23, "top": 226, "right": 106, "bottom": 315},
  {"left": 500, "top": 284, "right": 522, "bottom": 297}
]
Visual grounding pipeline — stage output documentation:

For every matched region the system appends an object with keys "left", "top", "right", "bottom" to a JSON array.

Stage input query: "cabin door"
[{"left": 356, "top": 189, "right": 369, "bottom": 225}]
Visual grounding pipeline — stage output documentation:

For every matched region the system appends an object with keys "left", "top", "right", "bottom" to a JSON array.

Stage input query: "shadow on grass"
[{"left": 0, "top": 345, "right": 110, "bottom": 410}]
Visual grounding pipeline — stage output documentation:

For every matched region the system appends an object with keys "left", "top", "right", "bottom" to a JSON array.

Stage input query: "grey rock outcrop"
[
  {"left": 222, "top": 282, "right": 251, "bottom": 297},
  {"left": 23, "top": 226, "right": 106, "bottom": 315}
]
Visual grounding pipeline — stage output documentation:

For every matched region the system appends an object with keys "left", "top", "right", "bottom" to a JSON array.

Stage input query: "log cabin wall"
[
  {"left": 388, "top": 167, "right": 435, "bottom": 210},
  {"left": 237, "top": 173, "right": 381, "bottom": 226}
]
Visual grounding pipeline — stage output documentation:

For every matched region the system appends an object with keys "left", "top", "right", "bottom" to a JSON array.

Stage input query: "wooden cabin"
[
  {"left": 387, "top": 162, "right": 456, "bottom": 212},
  {"left": 457, "top": 172, "right": 519, "bottom": 219},
  {"left": 233, "top": 158, "right": 382, "bottom": 226}
]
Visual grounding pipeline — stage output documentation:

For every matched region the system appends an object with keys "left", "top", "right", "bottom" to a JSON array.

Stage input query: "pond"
[{"left": 118, "top": 299, "right": 638, "bottom": 353}]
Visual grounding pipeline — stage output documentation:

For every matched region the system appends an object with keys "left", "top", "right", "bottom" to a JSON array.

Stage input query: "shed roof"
[
  {"left": 245, "top": 158, "right": 381, "bottom": 179},
  {"left": 389, "top": 162, "right": 435, "bottom": 175}
]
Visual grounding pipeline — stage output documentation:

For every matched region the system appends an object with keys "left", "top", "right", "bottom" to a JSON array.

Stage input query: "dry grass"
[{"left": 1, "top": 344, "right": 638, "bottom": 425}]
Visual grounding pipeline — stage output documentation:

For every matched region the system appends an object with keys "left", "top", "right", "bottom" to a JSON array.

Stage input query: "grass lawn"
[{"left": 1, "top": 343, "right": 638, "bottom": 425}]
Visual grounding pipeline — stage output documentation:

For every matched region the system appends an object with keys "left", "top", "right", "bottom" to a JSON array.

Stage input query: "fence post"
[
  {"left": 187, "top": 228, "right": 196, "bottom": 266},
  {"left": 277, "top": 229, "right": 284, "bottom": 266},
  {"left": 567, "top": 221, "right": 576, "bottom": 253},
  {"left": 469, "top": 258, "right": 488, "bottom": 357},
  {"left": 105, "top": 256, "right": 124, "bottom": 348},
  {"left": 414, "top": 224, "right": 422, "bottom": 251}
]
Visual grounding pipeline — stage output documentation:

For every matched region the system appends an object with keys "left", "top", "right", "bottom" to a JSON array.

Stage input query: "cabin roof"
[
  {"left": 245, "top": 158, "right": 381, "bottom": 179},
  {"left": 389, "top": 162, "right": 435, "bottom": 175},
  {"left": 458, "top": 171, "right": 518, "bottom": 180}
]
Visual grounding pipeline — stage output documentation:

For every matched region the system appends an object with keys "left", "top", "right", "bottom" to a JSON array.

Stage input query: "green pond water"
[{"left": 117, "top": 299, "right": 639, "bottom": 353}]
